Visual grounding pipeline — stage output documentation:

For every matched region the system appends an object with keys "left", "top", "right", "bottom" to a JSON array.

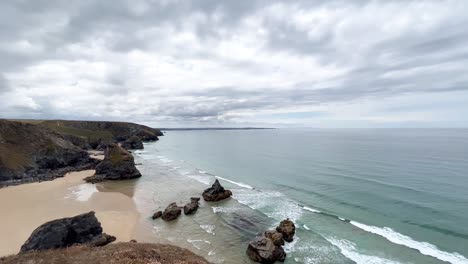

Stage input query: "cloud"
[{"left": 0, "top": 0, "right": 467, "bottom": 127}]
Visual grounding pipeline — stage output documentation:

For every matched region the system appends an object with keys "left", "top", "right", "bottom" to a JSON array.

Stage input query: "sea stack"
[
  {"left": 247, "top": 219, "right": 296, "bottom": 263},
  {"left": 202, "top": 179, "right": 232, "bottom": 201},
  {"left": 84, "top": 143, "right": 141, "bottom": 183}
]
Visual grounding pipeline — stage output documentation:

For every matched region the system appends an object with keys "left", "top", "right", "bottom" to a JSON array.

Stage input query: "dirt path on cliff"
[{"left": 0, "top": 170, "right": 139, "bottom": 257}]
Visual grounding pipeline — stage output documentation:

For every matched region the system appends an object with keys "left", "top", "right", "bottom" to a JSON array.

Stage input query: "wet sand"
[{"left": 0, "top": 170, "right": 139, "bottom": 257}]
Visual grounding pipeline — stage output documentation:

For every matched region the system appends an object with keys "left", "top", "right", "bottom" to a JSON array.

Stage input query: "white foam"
[
  {"left": 187, "top": 239, "right": 211, "bottom": 250},
  {"left": 187, "top": 175, "right": 211, "bottom": 185},
  {"left": 303, "top": 206, "right": 321, "bottom": 213},
  {"left": 339, "top": 217, "right": 346, "bottom": 221},
  {"left": 303, "top": 224, "right": 311, "bottom": 230},
  {"left": 326, "top": 237, "right": 402, "bottom": 264},
  {"left": 198, "top": 170, "right": 208, "bottom": 174},
  {"left": 215, "top": 176, "right": 253, "bottom": 189},
  {"left": 211, "top": 206, "right": 239, "bottom": 214},
  {"left": 233, "top": 189, "right": 303, "bottom": 222},
  {"left": 200, "top": 224, "right": 216, "bottom": 235},
  {"left": 350, "top": 221, "right": 468, "bottom": 264},
  {"left": 65, "top": 184, "right": 98, "bottom": 202},
  {"left": 283, "top": 236, "right": 299, "bottom": 253}
]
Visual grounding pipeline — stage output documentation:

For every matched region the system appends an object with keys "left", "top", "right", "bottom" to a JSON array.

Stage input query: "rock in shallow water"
[
  {"left": 246, "top": 236, "right": 286, "bottom": 264},
  {"left": 84, "top": 143, "right": 141, "bottom": 183},
  {"left": 20, "top": 211, "right": 115, "bottom": 253},
  {"left": 184, "top": 197, "right": 200, "bottom": 215},
  {"left": 202, "top": 179, "right": 232, "bottom": 201},
  {"left": 161, "top": 202, "right": 182, "bottom": 221},
  {"left": 152, "top": 211, "right": 163, "bottom": 219},
  {"left": 276, "top": 219, "right": 296, "bottom": 242}
]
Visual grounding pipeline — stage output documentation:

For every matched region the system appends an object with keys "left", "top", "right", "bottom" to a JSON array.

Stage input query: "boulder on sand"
[
  {"left": 20, "top": 211, "right": 115, "bottom": 253},
  {"left": 84, "top": 143, "right": 141, "bottom": 183},
  {"left": 184, "top": 197, "right": 200, "bottom": 215},
  {"left": 120, "top": 136, "right": 144, "bottom": 150},
  {"left": 161, "top": 202, "right": 182, "bottom": 221},
  {"left": 202, "top": 179, "right": 232, "bottom": 202},
  {"left": 275, "top": 219, "right": 296, "bottom": 242},
  {"left": 246, "top": 236, "right": 286, "bottom": 264}
]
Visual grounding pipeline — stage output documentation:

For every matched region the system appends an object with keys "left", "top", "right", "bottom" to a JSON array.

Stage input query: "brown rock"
[
  {"left": 246, "top": 236, "right": 286, "bottom": 263},
  {"left": 202, "top": 179, "right": 232, "bottom": 202},
  {"left": 264, "top": 230, "right": 284, "bottom": 246},
  {"left": 276, "top": 219, "right": 296, "bottom": 243},
  {"left": 183, "top": 197, "right": 200, "bottom": 215},
  {"left": 152, "top": 211, "right": 163, "bottom": 219},
  {"left": 161, "top": 202, "right": 181, "bottom": 221}
]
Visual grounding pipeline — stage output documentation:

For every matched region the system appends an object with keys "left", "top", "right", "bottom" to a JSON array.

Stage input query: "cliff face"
[
  {"left": 0, "top": 120, "right": 96, "bottom": 187},
  {"left": 40, "top": 120, "right": 162, "bottom": 148}
]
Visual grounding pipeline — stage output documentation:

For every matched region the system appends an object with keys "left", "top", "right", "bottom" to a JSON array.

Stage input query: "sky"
[{"left": 1, "top": 0, "right": 468, "bottom": 128}]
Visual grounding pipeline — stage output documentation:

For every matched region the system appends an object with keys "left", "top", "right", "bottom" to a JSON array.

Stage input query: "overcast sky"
[{"left": 1, "top": 0, "right": 467, "bottom": 128}]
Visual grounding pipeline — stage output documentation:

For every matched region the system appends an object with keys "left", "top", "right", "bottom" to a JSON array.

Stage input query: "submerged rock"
[
  {"left": 121, "top": 136, "right": 144, "bottom": 150},
  {"left": 246, "top": 236, "right": 286, "bottom": 264},
  {"left": 202, "top": 179, "right": 232, "bottom": 201},
  {"left": 184, "top": 197, "right": 200, "bottom": 215},
  {"left": 20, "top": 211, "right": 115, "bottom": 253},
  {"left": 276, "top": 219, "right": 296, "bottom": 242},
  {"left": 161, "top": 202, "right": 182, "bottom": 221},
  {"left": 152, "top": 211, "right": 163, "bottom": 219},
  {"left": 84, "top": 144, "right": 141, "bottom": 183}
]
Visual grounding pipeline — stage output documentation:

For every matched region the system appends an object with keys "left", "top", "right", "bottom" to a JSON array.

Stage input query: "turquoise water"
[{"left": 140, "top": 128, "right": 468, "bottom": 264}]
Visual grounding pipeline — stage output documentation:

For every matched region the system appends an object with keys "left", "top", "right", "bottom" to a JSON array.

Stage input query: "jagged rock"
[
  {"left": 202, "top": 179, "right": 232, "bottom": 201},
  {"left": 161, "top": 202, "right": 181, "bottom": 221},
  {"left": 84, "top": 144, "right": 141, "bottom": 183},
  {"left": 134, "top": 130, "right": 159, "bottom": 141},
  {"left": 184, "top": 197, "right": 200, "bottom": 215},
  {"left": 246, "top": 236, "right": 286, "bottom": 264},
  {"left": 20, "top": 211, "right": 115, "bottom": 253},
  {"left": 152, "top": 211, "right": 163, "bottom": 219},
  {"left": 264, "top": 230, "right": 284, "bottom": 246},
  {"left": 121, "top": 136, "right": 144, "bottom": 150},
  {"left": 276, "top": 219, "right": 296, "bottom": 242}
]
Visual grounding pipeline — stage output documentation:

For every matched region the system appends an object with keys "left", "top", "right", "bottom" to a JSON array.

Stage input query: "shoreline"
[{"left": 0, "top": 169, "right": 140, "bottom": 257}]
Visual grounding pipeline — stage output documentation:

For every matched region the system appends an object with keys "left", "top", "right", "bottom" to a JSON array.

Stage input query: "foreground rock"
[
  {"left": 84, "top": 144, "right": 141, "bottom": 183},
  {"left": 161, "top": 202, "right": 182, "bottom": 221},
  {"left": 247, "top": 219, "right": 296, "bottom": 263},
  {"left": 246, "top": 236, "right": 286, "bottom": 263},
  {"left": 20, "top": 211, "right": 115, "bottom": 253},
  {"left": 276, "top": 219, "right": 296, "bottom": 242},
  {"left": 202, "top": 179, "right": 232, "bottom": 201},
  {"left": 121, "top": 135, "right": 144, "bottom": 150},
  {"left": 3, "top": 242, "right": 209, "bottom": 264},
  {"left": 0, "top": 120, "right": 97, "bottom": 188},
  {"left": 184, "top": 197, "right": 200, "bottom": 215}
]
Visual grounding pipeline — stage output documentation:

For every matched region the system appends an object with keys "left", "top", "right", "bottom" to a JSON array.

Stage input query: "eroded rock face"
[
  {"left": 84, "top": 144, "right": 141, "bottom": 183},
  {"left": 276, "top": 219, "right": 296, "bottom": 242},
  {"left": 20, "top": 211, "right": 115, "bottom": 253},
  {"left": 246, "top": 236, "right": 286, "bottom": 264},
  {"left": 202, "top": 179, "right": 232, "bottom": 202},
  {"left": 161, "top": 202, "right": 182, "bottom": 221},
  {"left": 264, "top": 230, "right": 284, "bottom": 246},
  {"left": 121, "top": 136, "right": 144, "bottom": 150},
  {"left": 184, "top": 197, "right": 200, "bottom": 215}
]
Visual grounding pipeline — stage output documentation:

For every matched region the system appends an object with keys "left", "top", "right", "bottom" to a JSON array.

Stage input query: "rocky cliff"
[{"left": 0, "top": 120, "right": 96, "bottom": 187}]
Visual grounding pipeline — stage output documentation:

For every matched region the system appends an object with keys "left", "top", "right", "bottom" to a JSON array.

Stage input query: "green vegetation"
[{"left": 40, "top": 121, "right": 114, "bottom": 145}]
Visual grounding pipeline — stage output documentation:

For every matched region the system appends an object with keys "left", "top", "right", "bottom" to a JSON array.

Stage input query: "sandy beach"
[{"left": 0, "top": 169, "right": 139, "bottom": 256}]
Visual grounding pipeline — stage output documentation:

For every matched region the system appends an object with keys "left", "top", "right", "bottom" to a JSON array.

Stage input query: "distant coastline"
[{"left": 161, "top": 127, "right": 275, "bottom": 131}]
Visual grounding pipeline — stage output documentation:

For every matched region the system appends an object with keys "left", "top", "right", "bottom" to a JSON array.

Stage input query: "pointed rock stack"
[{"left": 202, "top": 179, "right": 232, "bottom": 201}]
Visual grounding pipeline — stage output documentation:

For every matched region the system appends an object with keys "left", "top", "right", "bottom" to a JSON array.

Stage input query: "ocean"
[{"left": 112, "top": 128, "right": 468, "bottom": 264}]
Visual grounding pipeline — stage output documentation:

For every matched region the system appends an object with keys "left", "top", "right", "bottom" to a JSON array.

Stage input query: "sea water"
[{"left": 105, "top": 128, "right": 468, "bottom": 264}]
